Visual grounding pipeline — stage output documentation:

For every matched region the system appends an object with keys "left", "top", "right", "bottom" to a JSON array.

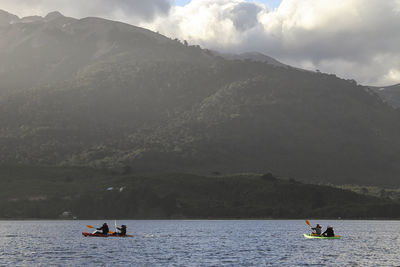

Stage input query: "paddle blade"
[
  {"left": 86, "top": 225, "right": 94, "bottom": 229},
  {"left": 305, "top": 220, "right": 311, "bottom": 227}
]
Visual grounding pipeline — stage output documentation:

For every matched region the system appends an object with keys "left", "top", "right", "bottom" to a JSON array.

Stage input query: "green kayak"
[{"left": 303, "top": 234, "right": 341, "bottom": 239}]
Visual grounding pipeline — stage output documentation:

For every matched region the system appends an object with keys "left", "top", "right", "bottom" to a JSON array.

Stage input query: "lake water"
[{"left": 0, "top": 220, "right": 399, "bottom": 266}]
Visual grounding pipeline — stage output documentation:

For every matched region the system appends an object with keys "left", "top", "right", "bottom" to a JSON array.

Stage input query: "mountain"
[
  {"left": 370, "top": 84, "right": 400, "bottom": 108},
  {"left": 1, "top": 10, "right": 400, "bottom": 186},
  {"left": 0, "top": 9, "right": 18, "bottom": 25},
  {"left": 0, "top": 10, "right": 213, "bottom": 96},
  {"left": 213, "top": 51, "right": 287, "bottom": 67}
]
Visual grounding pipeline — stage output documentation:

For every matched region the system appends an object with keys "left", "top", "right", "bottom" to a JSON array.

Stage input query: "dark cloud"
[{"left": 228, "top": 2, "right": 262, "bottom": 31}]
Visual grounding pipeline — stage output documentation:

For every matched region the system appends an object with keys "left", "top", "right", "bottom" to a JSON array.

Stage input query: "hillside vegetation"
[
  {"left": 1, "top": 10, "right": 400, "bottom": 186},
  {"left": 1, "top": 166, "right": 399, "bottom": 219}
]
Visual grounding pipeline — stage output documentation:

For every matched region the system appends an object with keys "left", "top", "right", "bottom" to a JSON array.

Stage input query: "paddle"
[
  {"left": 86, "top": 225, "right": 98, "bottom": 234},
  {"left": 86, "top": 224, "right": 114, "bottom": 234},
  {"left": 305, "top": 220, "right": 316, "bottom": 236}
]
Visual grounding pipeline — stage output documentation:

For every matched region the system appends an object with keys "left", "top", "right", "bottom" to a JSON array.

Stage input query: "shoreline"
[{"left": 1, "top": 218, "right": 400, "bottom": 221}]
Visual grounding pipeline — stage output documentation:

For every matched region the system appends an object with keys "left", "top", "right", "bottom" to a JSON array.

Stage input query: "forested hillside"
[
  {"left": 1, "top": 10, "right": 400, "bottom": 186},
  {"left": 1, "top": 167, "right": 399, "bottom": 219}
]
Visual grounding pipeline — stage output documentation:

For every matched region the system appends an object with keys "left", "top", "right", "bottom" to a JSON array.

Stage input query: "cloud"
[
  {"left": 142, "top": 1, "right": 268, "bottom": 48},
  {"left": 0, "top": 0, "right": 172, "bottom": 22},
  {"left": 228, "top": 2, "right": 262, "bottom": 31},
  {"left": 142, "top": 0, "right": 400, "bottom": 86}
]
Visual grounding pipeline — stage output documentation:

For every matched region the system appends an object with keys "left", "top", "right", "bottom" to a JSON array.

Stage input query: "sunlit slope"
[{"left": 0, "top": 10, "right": 213, "bottom": 95}]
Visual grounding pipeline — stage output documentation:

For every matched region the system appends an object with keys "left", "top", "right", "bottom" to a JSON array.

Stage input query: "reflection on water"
[{"left": 0, "top": 220, "right": 399, "bottom": 266}]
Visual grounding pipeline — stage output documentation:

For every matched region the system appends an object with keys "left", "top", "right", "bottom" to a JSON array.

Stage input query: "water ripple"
[{"left": 0, "top": 220, "right": 399, "bottom": 266}]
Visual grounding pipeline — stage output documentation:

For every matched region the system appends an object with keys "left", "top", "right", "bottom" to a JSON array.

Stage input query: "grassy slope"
[{"left": 0, "top": 166, "right": 399, "bottom": 219}]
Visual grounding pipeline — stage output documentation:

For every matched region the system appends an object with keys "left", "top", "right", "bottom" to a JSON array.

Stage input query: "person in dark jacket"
[
  {"left": 113, "top": 225, "right": 127, "bottom": 236},
  {"left": 322, "top": 226, "right": 335, "bottom": 237},
  {"left": 95, "top": 223, "right": 109, "bottom": 235}
]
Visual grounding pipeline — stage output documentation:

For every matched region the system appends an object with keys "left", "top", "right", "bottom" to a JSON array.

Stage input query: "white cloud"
[
  {"left": 384, "top": 69, "right": 400, "bottom": 85},
  {"left": 141, "top": 0, "right": 400, "bottom": 86}
]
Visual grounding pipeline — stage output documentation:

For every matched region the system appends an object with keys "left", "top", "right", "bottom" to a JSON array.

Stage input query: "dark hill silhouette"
[
  {"left": 1, "top": 168, "right": 400, "bottom": 219},
  {"left": 1, "top": 10, "right": 400, "bottom": 186}
]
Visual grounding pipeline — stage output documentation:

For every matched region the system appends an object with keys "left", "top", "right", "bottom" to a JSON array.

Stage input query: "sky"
[
  {"left": 1, "top": 0, "right": 400, "bottom": 86},
  {"left": 175, "top": 0, "right": 282, "bottom": 9}
]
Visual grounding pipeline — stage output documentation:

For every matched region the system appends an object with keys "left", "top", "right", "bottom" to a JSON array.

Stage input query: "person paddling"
[
  {"left": 311, "top": 224, "right": 322, "bottom": 236},
  {"left": 113, "top": 225, "right": 127, "bottom": 236},
  {"left": 94, "top": 223, "right": 109, "bottom": 235},
  {"left": 322, "top": 226, "right": 335, "bottom": 237}
]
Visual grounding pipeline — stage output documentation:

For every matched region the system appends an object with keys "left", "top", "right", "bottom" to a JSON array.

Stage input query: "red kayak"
[{"left": 82, "top": 232, "right": 133, "bottom": 237}]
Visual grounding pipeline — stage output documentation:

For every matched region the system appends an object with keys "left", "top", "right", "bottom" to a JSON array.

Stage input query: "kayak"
[
  {"left": 303, "top": 233, "right": 340, "bottom": 239},
  {"left": 82, "top": 232, "right": 133, "bottom": 237}
]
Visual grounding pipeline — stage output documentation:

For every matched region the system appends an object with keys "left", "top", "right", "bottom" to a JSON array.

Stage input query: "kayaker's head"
[
  {"left": 103, "top": 223, "right": 108, "bottom": 226},
  {"left": 327, "top": 226, "right": 333, "bottom": 229},
  {"left": 121, "top": 225, "right": 127, "bottom": 229},
  {"left": 316, "top": 224, "right": 321, "bottom": 228}
]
